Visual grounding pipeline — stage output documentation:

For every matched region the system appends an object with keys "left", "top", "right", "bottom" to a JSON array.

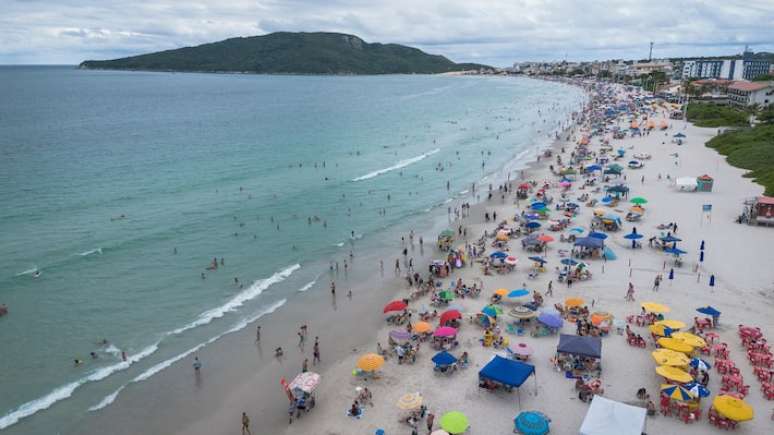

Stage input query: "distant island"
[{"left": 79, "top": 32, "right": 493, "bottom": 75}]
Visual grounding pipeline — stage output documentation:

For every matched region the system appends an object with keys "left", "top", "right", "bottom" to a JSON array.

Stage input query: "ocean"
[{"left": 0, "top": 66, "right": 584, "bottom": 432}]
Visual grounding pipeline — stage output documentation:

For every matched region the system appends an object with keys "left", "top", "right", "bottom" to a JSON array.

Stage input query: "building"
[
  {"left": 727, "top": 81, "right": 774, "bottom": 107},
  {"left": 681, "top": 49, "right": 771, "bottom": 80},
  {"left": 627, "top": 61, "right": 672, "bottom": 76}
]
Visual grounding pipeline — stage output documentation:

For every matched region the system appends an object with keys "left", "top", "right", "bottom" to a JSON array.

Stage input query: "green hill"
[{"left": 79, "top": 32, "right": 492, "bottom": 75}]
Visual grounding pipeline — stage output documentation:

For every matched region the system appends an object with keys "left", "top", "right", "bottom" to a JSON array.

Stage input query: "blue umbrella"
[
  {"left": 490, "top": 251, "right": 508, "bottom": 259},
  {"left": 664, "top": 247, "right": 687, "bottom": 255},
  {"left": 696, "top": 306, "right": 721, "bottom": 316},
  {"left": 689, "top": 358, "right": 711, "bottom": 371},
  {"left": 481, "top": 306, "right": 498, "bottom": 318},
  {"left": 531, "top": 202, "right": 546, "bottom": 210},
  {"left": 508, "top": 289, "right": 530, "bottom": 298},
  {"left": 669, "top": 268, "right": 674, "bottom": 280},
  {"left": 588, "top": 231, "right": 608, "bottom": 240},
  {"left": 674, "top": 132, "right": 686, "bottom": 138},
  {"left": 624, "top": 232, "right": 643, "bottom": 240},
  {"left": 585, "top": 164, "right": 602, "bottom": 172},
  {"left": 569, "top": 227, "right": 585, "bottom": 233},
  {"left": 528, "top": 256, "right": 547, "bottom": 264},
  {"left": 432, "top": 351, "right": 457, "bottom": 366},
  {"left": 537, "top": 312, "right": 563, "bottom": 328},
  {"left": 709, "top": 275, "right": 715, "bottom": 287},
  {"left": 699, "top": 251, "right": 704, "bottom": 262},
  {"left": 526, "top": 221, "right": 541, "bottom": 229},
  {"left": 560, "top": 258, "right": 578, "bottom": 266},
  {"left": 684, "top": 382, "right": 710, "bottom": 398},
  {"left": 600, "top": 196, "right": 613, "bottom": 204},
  {"left": 660, "top": 235, "right": 682, "bottom": 243},
  {"left": 514, "top": 411, "right": 550, "bottom": 435}
]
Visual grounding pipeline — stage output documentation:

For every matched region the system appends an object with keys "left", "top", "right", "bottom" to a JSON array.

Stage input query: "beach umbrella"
[
  {"left": 599, "top": 196, "right": 613, "bottom": 205},
  {"left": 660, "top": 235, "right": 682, "bottom": 243},
  {"left": 357, "top": 353, "right": 385, "bottom": 372},
  {"left": 564, "top": 297, "right": 584, "bottom": 308},
  {"left": 430, "top": 431, "right": 450, "bottom": 435},
  {"left": 651, "top": 348, "right": 690, "bottom": 366},
  {"left": 665, "top": 247, "right": 687, "bottom": 256},
  {"left": 440, "top": 411, "right": 469, "bottom": 434},
  {"left": 624, "top": 232, "right": 643, "bottom": 240},
  {"left": 712, "top": 395, "right": 754, "bottom": 422},
  {"left": 434, "top": 326, "right": 457, "bottom": 338},
  {"left": 699, "top": 251, "right": 704, "bottom": 262},
  {"left": 684, "top": 381, "right": 711, "bottom": 398},
  {"left": 494, "top": 288, "right": 508, "bottom": 297},
  {"left": 526, "top": 221, "right": 541, "bottom": 229},
  {"left": 672, "top": 332, "right": 707, "bottom": 348},
  {"left": 593, "top": 207, "right": 607, "bottom": 216},
  {"left": 485, "top": 304, "right": 503, "bottom": 315},
  {"left": 660, "top": 384, "right": 695, "bottom": 401},
  {"left": 673, "top": 132, "right": 686, "bottom": 138},
  {"left": 439, "top": 310, "right": 461, "bottom": 325},
  {"left": 396, "top": 392, "right": 423, "bottom": 410},
  {"left": 656, "top": 365, "right": 693, "bottom": 383},
  {"left": 642, "top": 302, "right": 670, "bottom": 313},
  {"left": 490, "top": 251, "right": 508, "bottom": 259},
  {"left": 649, "top": 324, "right": 673, "bottom": 337},
  {"left": 560, "top": 258, "right": 578, "bottom": 266},
  {"left": 654, "top": 319, "right": 686, "bottom": 330},
  {"left": 431, "top": 351, "right": 457, "bottom": 366},
  {"left": 588, "top": 231, "right": 608, "bottom": 240},
  {"left": 531, "top": 201, "right": 546, "bottom": 210},
  {"left": 528, "top": 256, "right": 547, "bottom": 264},
  {"left": 413, "top": 321, "right": 432, "bottom": 334},
  {"left": 590, "top": 312, "right": 612, "bottom": 326},
  {"left": 709, "top": 275, "right": 715, "bottom": 287},
  {"left": 537, "top": 234, "right": 554, "bottom": 243},
  {"left": 508, "top": 289, "right": 530, "bottom": 298},
  {"left": 537, "top": 312, "right": 563, "bottom": 328},
  {"left": 696, "top": 306, "right": 721, "bottom": 316},
  {"left": 514, "top": 411, "right": 550, "bottom": 435},
  {"left": 446, "top": 303, "right": 464, "bottom": 313},
  {"left": 700, "top": 240, "right": 705, "bottom": 250},
  {"left": 383, "top": 300, "right": 408, "bottom": 313},
  {"left": 689, "top": 357, "right": 711, "bottom": 371},
  {"left": 496, "top": 231, "right": 510, "bottom": 241},
  {"left": 389, "top": 330, "right": 412, "bottom": 341},
  {"left": 525, "top": 213, "right": 541, "bottom": 220},
  {"left": 438, "top": 291, "right": 455, "bottom": 302},
  {"left": 658, "top": 338, "right": 695, "bottom": 354},
  {"left": 509, "top": 306, "right": 538, "bottom": 320},
  {"left": 569, "top": 227, "right": 584, "bottom": 233},
  {"left": 509, "top": 342, "right": 534, "bottom": 357},
  {"left": 481, "top": 306, "right": 499, "bottom": 318},
  {"left": 504, "top": 256, "right": 518, "bottom": 265},
  {"left": 559, "top": 180, "right": 572, "bottom": 188},
  {"left": 630, "top": 197, "right": 648, "bottom": 205},
  {"left": 585, "top": 164, "right": 602, "bottom": 172}
]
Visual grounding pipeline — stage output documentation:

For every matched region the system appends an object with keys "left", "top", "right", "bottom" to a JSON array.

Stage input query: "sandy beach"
[{"left": 260, "top": 80, "right": 773, "bottom": 435}]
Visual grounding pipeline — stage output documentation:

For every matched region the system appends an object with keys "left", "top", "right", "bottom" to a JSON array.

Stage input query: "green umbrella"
[
  {"left": 439, "top": 291, "right": 455, "bottom": 301},
  {"left": 440, "top": 411, "right": 469, "bottom": 434},
  {"left": 630, "top": 197, "right": 648, "bottom": 205},
  {"left": 439, "top": 230, "right": 455, "bottom": 238}
]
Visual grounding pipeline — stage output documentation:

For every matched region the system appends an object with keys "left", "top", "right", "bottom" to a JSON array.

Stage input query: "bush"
[
  {"left": 706, "top": 124, "right": 774, "bottom": 195},
  {"left": 686, "top": 103, "right": 749, "bottom": 128}
]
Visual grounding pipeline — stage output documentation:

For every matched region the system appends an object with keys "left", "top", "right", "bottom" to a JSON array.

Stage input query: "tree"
[{"left": 759, "top": 106, "right": 774, "bottom": 124}]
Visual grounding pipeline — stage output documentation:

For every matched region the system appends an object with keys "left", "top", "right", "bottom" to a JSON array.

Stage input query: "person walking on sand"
[
  {"left": 313, "top": 337, "right": 321, "bottom": 365},
  {"left": 256, "top": 326, "right": 261, "bottom": 342},
  {"left": 625, "top": 282, "right": 635, "bottom": 301},
  {"left": 653, "top": 275, "right": 661, "bottom": 291},
  {"left": 302, "top": 358, "right": 309, "bottom": 373},
  {"left": 546, "top": 280, "right": 553, "bottom": 297},
  {"left": 330, "top": 281, "right": 336, "bottom": 295},
  {"left": 241, "top": 412, "right": 252, "bottom": 435},
  {"left": 426, "top": 412, "right": 435, "bottom": 432},
  {"left": 193, "top": 356, "right": 202, "bottom": 372}
]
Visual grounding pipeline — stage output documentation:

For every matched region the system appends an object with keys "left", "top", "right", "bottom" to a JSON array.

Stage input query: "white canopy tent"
[
  {"left": 675, "top": 177, "right": 698, "bottom": 192},
  {"left": 579, "top": 396, "right": 646, "bottom": 435}
]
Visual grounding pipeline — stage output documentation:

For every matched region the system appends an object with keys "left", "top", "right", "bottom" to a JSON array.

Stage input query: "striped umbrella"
[
  {"left": 396, "top": 392, "right": 423, "bottom": 410},
  {"left": 660, "top": 384, "right": 695, "bottom": 401},
  {"left": 356, "top": 353, "right": 385, "bottom": 372}
]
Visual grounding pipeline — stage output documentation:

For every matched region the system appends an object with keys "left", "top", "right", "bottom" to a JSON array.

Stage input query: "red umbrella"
[
  {"left": 439, "top": 309, "right": 462, "bottom": 325},
  {"left": 537, "top": 234, "right": 554, "bottom": 243},
  {"left": 383, "top": 300, "right": 407, "bottom": 313},
  {"left": 518, "top": 183, "right": 530, "bottom": 189}
]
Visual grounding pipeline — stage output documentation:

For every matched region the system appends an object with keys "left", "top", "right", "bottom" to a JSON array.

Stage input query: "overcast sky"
[{"left": 2, "top": 0, "right": 773, "bottom": 66}]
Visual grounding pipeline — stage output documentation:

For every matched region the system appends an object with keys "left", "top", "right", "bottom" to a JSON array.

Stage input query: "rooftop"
[{"left": 728, "top": 81, "right": 771, "bottom": 92}]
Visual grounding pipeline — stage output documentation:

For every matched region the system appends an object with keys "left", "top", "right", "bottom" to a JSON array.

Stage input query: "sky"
[{"left": 2, "top": 0, "right": 773, "bottom": 66}]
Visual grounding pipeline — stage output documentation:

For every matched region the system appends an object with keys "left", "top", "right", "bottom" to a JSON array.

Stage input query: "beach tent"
[
  {"left": 556, "top": 334, "right": 602, "bottom": 359},
  {"left": 675, "top": 177, "right": 698, "bottom": 191},
  {"left": 574, "top": 237, "right": 604, "bottom": 250},
  {"left": 478, "top": 355, "right": 536, "bottom": 404},
  {"left": 579, "top": 396, "right": 647, "bottom": 435}
]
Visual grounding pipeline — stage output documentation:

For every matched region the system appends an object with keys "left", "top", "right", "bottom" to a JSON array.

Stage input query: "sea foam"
[{"left": 351, "top": 148, "right": 440, "bottom": 181}]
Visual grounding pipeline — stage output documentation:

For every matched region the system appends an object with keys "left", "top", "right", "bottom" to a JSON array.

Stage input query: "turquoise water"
[{"left": 0, "top": 66, "right": 584, "bottom": 431}]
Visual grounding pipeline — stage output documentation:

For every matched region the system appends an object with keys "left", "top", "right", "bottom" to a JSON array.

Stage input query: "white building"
[
  {"left": 727, "top": 81, "right": 774, "bottom": 107},
  {"left": 682, "top": 50, "right": 770, "bottom": 81}
]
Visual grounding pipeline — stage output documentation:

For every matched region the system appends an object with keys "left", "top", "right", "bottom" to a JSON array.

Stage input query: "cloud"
[{"left": 1, "top": 0, "right": 773, "bottom": 65}]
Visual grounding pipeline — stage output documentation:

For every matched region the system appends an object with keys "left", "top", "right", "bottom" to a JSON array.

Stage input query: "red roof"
[
  {"left": 697, "top": 174, "right": 713, "bottom": 181},
  {"left": 729, "top": 81, "right": 770, "bottom": 92},
  {"left": 758, "top": 196, "right": 774, "bottom": 205}
]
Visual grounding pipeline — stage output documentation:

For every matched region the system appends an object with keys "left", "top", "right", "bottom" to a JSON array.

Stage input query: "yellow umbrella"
[
  {"left": 649, "top": 324, "right": 672, "bottom": 337},
  {"left": 654, "top": 319, "right": 686, "bottom": 330},
  {"left": 651, "top": 349, "right": 690, "bottom": 366},
  {"left": 356, "top": 353, "right": 385, "bottom": 372},
  {"left": 658, "top": 338, "right": 695, "bottom": 354},
  {"left": 656, "top": 365, "right": 693, "bottom": 383},
  {"left": 494, "top": 288, "right": 508, "bottom": 297},
  {"left": 565, "top": 297, "right": 584, "bottom": 308},
  {"left": 641, "top": 302, "right": 670, "bottom": 313},
  {"left": 413, "top": 321, "right": 432, "bottom": 334},
  {"left": 712, "top": 395, "right": 754, "bottom": 422},
  {"left": 396, "top": 392, "right": 423, "bottom": 410},
  {"left": 671, "top": 332, "right": 707, "bottom": 348}
]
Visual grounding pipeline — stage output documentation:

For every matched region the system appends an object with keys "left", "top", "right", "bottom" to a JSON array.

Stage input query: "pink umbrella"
[
  {"left": 433, "top": 326, "right": 458, "bottom": 338},
  {"left": 504, "top": 256, "right": 518, "bottom": 265},
  {"left": 560, "top": 180, "right": 572, "bottom": 187},
  {"left": 509, "top": 342, "right": 533, "bottom": 356}
]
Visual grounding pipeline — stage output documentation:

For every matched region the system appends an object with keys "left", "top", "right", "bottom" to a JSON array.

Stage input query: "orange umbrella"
[
  {"left": 413, "top": 321, "right": 432, "bottom": 334},
  {"left": 537, "top": 234, "right": 554, "bottom": 243},
  {"left": 565, "top": 297, "right": 584, "bottom": 308}
]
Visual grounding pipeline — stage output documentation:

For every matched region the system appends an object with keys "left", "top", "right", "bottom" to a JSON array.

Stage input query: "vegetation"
[
  {"left": 706, "top": 124, "right": 774, "bottom": 195},
  {"left": 753, "top": 74, "right": 774, "bottom": 82},
  {"left": 79, "top": 32, "right": 493, "bottom": 75},
  {"left": 685, "top": 103, "right": 750, "bottom": 128}
]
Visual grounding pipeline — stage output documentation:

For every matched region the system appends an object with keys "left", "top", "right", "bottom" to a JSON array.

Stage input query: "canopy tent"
[
  {"left": 557, "top": 334, "right": 602, "bottom": 359},
  {"left": 432, "top": 351, "right": 458, "bottom": 366},
  {"left": 697, "top": 306, "right": 721, "bottom": 317},
  {"left": 574, "top": 237, "right": 604, "bottom": 249},
  {"left": 675, "top": 177, "right": 698, "bottom": 191},
  {"left": 479, "top": 355, "right": 535, "bottom": 388},
  {"left": 579, "top": 396, "right": 646, "bottom": 435}
]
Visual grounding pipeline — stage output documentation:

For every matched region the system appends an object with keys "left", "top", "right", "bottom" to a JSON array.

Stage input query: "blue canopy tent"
[
  {"left": 696, "top": 306, "right": 720, "bottom": 316},
  {"left": 574, "top": 237, "right": 604, "bottom": 250},
  {"left": 560, "top": 258, "right": 578, "bottom": 266},
  {"left": 525, "top": 221, "right": 541, "bottom": 229},
  {"left": 479, "top": 355, "right": 536, "bottom": 406},
  {"left": 490, "top": 251, "right": 508, "bottom": 259},
  {"left": 432, "top": 351, "right": 457, "bottom": 366},
  {"left": 557, "top": 334, "right": 602, "bottom": 359},
  {"left": 584, "top": 164, "right": 602, "bottom": 173}
]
